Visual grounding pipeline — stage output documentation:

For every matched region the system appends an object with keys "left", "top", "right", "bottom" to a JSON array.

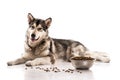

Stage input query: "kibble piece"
[
  {"left": 44, "top": 69, "right": 50, "bottom": 72},
  {"left": 62, "top": 69, "right": 65, "bottom": 71},
  {"left": 71, "top": 72, "right": 73, "bottom": 73},
  {"left": 36, "top": 67, "right": 40, "bottom": 69},
  {"left": 25, "top": 67, "right": 27, "bottom": 70},
  {"left": 54, "top": 71, "right": 58, "bottom": 73}
]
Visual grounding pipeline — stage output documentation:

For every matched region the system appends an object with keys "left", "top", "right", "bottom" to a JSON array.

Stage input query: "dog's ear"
[
  {"left": 45, "top": 17, "right": 52, "bottom": 28},
  {"left": 28, "top": 13, "right": 34, "bottom": 24}
]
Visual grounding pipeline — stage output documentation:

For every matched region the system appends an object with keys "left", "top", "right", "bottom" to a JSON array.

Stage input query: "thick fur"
[{"left": 7, "top": 13, "right": 110, "bottom": 66}]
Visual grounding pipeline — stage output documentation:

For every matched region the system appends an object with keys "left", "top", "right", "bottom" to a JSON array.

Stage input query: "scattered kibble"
[{"left": 25, "top": 66, "right": 83, "bottom": 74}]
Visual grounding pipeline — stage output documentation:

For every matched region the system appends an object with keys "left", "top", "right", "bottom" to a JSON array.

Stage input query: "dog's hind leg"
[
  {"left": 66, "top": 44, "right": 87, "bottom": 62},
  {"left": 84, "top": 51, "right": 110, "bottom": 63}
]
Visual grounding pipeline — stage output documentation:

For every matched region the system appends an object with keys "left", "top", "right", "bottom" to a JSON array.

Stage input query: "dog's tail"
[{"left": 84, "top": 51, "right": 110, "bottom": 63}]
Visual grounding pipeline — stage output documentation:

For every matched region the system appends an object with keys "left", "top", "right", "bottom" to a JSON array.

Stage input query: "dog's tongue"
[{"left": 31, "top": 38, "right": 35, "bottom": 42}]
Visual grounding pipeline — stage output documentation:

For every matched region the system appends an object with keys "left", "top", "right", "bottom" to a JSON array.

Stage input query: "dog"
[{"left": 7, "top": 13, "right": 110, "bottom": 66}]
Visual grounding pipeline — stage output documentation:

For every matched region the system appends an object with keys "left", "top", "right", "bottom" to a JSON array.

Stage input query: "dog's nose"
[{"left": 31, "top": 34, "right": 35, "bottom": 38}]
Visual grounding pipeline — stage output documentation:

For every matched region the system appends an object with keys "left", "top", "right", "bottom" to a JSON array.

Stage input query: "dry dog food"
[
  {"left": 71, "top": 57, "right": 94, "bottom": 60},
  {"left": 25, "top": 66, "right": 82, "bottom": 73}
]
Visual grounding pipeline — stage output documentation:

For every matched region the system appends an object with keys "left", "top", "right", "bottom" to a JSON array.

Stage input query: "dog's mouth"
[{"left": 31, "top": 37, "right": 39, "bottom": 42}]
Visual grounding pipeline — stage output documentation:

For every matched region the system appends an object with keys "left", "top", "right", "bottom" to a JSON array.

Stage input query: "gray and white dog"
[{"left": 7, "top": 13, "right": 110, "bottom": 66}]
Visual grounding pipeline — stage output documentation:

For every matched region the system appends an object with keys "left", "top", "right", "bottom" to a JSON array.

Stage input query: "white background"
[{"left": 0, "top": 0, "right": 120, "bottom": 79}]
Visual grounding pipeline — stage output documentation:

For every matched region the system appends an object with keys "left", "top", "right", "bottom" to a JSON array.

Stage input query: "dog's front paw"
[
  {"left": 25, "top": 61, "right": 40, "bottom": 66},
  {"left": 7, "top": 61, "right": 14, "bottom": 66},
  {"left": 25, "top": 61, "right": 32, "bottom": 66}
]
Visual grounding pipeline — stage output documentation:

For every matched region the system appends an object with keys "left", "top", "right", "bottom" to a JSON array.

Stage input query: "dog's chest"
[
  {"left": 33, "top": 47, "right": 49, "bottom": 56},
  {"left": 29, "top": 42, "right": 50, "bottom": 57}
]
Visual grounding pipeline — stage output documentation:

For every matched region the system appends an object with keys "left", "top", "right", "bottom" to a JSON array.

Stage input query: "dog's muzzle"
[{"left": 31, "top": 34, "right": 39, "bottom": 42}]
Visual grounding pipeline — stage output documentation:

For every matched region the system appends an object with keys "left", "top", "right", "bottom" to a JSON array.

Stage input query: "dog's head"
[{"left": 26, "top": 13, "right": 52, "bottom": 47}]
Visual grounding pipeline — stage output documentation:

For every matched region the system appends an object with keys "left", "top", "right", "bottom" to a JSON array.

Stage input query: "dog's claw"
[{"left": 7, "top": 62, "right": 13, "bottom": 66}]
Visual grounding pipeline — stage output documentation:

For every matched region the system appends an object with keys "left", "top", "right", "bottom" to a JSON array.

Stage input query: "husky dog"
[{"left": 7, "top": 13, "right": 110, "bottom": 66}]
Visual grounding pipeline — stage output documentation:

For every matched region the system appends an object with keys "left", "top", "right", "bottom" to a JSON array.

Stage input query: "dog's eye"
[
  {"left": 37, "top": 28, "right": 42, "bottom": 31},
  {"left": 31, "top": 26, "right": 35, "bottom": 29}
]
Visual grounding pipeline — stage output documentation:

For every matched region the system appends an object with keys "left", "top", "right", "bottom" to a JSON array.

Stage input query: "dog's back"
[{"left": 52, "top": 38, "right": 87, "bottom": 61}]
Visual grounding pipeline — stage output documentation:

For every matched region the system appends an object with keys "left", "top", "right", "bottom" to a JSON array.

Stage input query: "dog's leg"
[
  {"left": 7, "top": 57, "right": 29, "bottom": 66},
  {"left": 25, "top": 56, "right": 51, "bottom": 66},
  {"left": 7, "top": 52, "right": 34, "bottom": 66},
  {"left": 67, "top": 45, "right": 86, "bottom": 61},
  {"left": 84, "top": 51, "right": 110, "bottom": 63}
]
